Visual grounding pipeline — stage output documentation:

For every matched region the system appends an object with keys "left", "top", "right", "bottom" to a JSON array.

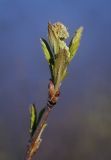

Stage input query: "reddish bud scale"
[{"left": 48, "top": 80, "right": 60, "bottom": 109}]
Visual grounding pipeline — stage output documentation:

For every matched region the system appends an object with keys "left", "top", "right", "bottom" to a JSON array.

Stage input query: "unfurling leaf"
[
  {"left": 48, "top": 22, "right": 59, "bottom": 55},
  {"left": 61, "top": 69, "right": 68, "bottom": 81},
  {"left": 29, "top": 104, "right": 37, "bottom": 137},
  {"left": 53, "top": 49, "right": 69, "bottom": 91},
  {"left": 40, "top": 38, "right": 54, "bottom": 64},
  {"left": 69, "top": 26, "right": 83, "bottom": 62}
]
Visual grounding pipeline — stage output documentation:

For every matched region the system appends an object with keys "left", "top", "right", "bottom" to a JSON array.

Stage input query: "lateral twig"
[{"left": 26, "top": 105, "right": 51, "bottom": 160}]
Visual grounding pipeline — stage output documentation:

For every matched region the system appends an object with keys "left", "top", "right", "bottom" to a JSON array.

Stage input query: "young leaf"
[
  {"left": 61, "top": 69, "right": 68, "bottom": 81},
  {"left": 29, "top": 104, "right": 37, "bottom": 137},
  {"left": 40, "top": 38, "right": 54, "bottom": 64},
  {"left": 69, "top": 26, "right": 83, "bottom": 62},
  {"left": 48, "top": 23, "right": 59, "bottom": 55},
  {"left": 59, "top": 40, "right": 70, "bottom": 58},
  {"left": 53, "top": 49, "right": 69, "bottom": 91}
]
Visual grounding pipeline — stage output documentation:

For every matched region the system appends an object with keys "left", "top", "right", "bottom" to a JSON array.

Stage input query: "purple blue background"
[{"left": 0, "top": 0, "right": 111, "bottom": 159}]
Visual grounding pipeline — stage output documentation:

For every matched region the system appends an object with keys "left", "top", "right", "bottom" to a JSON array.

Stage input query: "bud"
[
  {"left": 48, "top": 80, "right": 60, "bottom": 105},
  {"left": 48, "top": 22, "right": 69, "bottom": 55},
  {"left": 52, "top": 22, "right": 69, "bottom": 40}
]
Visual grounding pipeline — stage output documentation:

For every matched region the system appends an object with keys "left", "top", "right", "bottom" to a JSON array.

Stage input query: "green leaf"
[
  {"left": 69, "top": 26, "right": 83, "bottom": 62},
  {"left": 59, "top": 40, "right": 70, "bottom": 58},
  {"left": 29, "top": 104, "right": 37, "bottom": 137},
  {"left": 40, "top": 38, "right": 54, "bottom": 82},
  {"left": 40, "top": 38, "right": 54, "bottom": 65},
  {"left": 48, "top": 23, "right": 59, "bottom": 55},
  {"left": 61, "top": 69, "right": 68, "bottom": 81},
  {"left": 53, "top": 49, "right": 69, "bottom": 91}
]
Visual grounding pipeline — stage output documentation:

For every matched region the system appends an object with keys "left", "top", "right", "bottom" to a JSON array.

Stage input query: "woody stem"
[
  {"left": 26, "top": 79, "right": 60, "bottom": 160},
  {"left": 26, "top": 105, "right": 51, "bottom": 160}
]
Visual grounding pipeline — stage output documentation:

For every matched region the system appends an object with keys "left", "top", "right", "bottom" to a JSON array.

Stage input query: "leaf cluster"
[{"left": 41, "top": 22, "right": 83, "bottom": 90}]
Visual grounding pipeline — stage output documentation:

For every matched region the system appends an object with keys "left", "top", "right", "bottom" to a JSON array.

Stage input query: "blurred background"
[{"left": 0, "top": 0, "right": 111, "bottom": 159}]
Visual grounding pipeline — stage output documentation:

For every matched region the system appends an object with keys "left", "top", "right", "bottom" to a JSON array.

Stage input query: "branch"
[
  {"left": 25, "top": 22, "right": 83, "bottom": 160},
  {"left": 26, "top": 105, "right": 51, "bottom": 160},
  {"left": 26, "top": 79, "right": 60, "bottom": 160}
]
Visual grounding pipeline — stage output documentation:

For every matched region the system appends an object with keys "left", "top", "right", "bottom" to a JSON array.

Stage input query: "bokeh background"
[{"left": 0, "top": 0, "right": 111, "bottom": 160}]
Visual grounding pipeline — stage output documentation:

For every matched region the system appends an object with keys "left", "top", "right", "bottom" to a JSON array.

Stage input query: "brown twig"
[
  {"left": 26, "top": 80, "right": 60, "bottom": 160},
  {"left": 26, "top": 105, "right": 51, "bottom": 160}
]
